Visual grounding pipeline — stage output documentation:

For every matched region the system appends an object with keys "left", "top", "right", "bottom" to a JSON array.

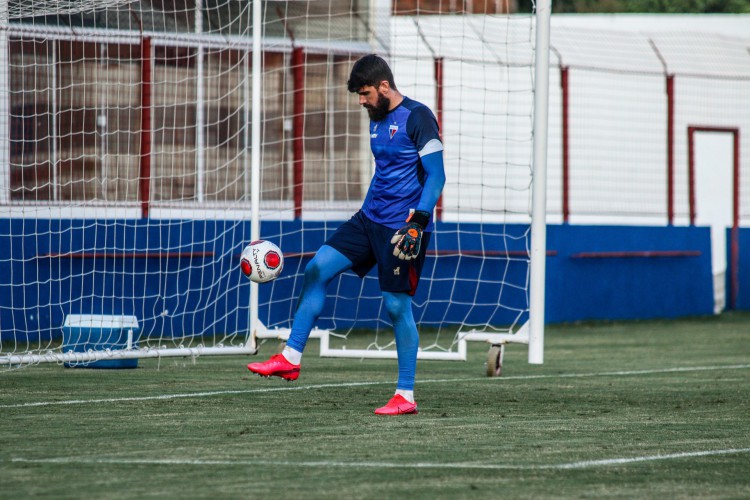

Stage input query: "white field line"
[
  {"left": 2, "top": 363, "right": 749, "bottom": 410},
  {"left": 10, "top": 448, "right": 750, "bottom": 471}
]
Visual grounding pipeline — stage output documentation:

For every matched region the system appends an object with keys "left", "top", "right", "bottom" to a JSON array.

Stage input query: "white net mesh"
[
  {"left": 0, "top": 1, "right": 539, "bottom": 368},
  {"left": 4, "top": 1, "right": 136, "bottom": 21},
  {"left": 256, "top": 7, "right": 539, "bottom": 357},
  {"left": 6, "top": 2, "right": 750, "bottom": 368}
]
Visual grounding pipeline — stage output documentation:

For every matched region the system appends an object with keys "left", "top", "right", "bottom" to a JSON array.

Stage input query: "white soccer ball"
[{"left": 240, "top": 240, "right": 284, "bottom": 283}]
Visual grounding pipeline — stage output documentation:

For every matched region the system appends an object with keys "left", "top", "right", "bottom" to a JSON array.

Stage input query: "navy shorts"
[{"left": 325, "top": 210, "right": 431, "bottom": 296}]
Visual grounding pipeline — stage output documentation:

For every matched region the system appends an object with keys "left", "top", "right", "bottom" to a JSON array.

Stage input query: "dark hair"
[{"left": 347, "top": 54, "right": 396, "bottom": 93}]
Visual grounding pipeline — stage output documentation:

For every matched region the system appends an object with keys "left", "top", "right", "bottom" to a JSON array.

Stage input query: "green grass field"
[{"left": 2, "top": 314, "right": 749, "bottom": 499}]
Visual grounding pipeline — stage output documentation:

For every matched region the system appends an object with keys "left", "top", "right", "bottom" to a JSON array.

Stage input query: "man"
[{"left": 248, "top": 54, "right": 445, "bottom": 416}]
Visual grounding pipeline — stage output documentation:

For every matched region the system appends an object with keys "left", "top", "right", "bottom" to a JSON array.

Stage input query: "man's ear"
[{"left": 378, "top": 80, "right": 391, "bottom": 94}]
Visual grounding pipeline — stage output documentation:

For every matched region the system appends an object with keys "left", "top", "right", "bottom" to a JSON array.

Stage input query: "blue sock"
[
  {"left": 382, "top": 291, "right": 418, "bottom": 391},
  {"left": 286, "top": 245, "right": 352, "bottom": 353}
]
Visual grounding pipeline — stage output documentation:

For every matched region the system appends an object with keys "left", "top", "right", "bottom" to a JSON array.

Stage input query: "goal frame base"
[
  {"left": 253, "top": 321, "right": 530, "bottom": 362},
  {"left": 0, "top": 345, "right": 257, "bottom": 367}
]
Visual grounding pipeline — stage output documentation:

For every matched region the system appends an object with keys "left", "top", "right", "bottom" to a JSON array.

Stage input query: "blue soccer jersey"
[{"left": 361, "top": 97, "right": 443, "bottom": 231}]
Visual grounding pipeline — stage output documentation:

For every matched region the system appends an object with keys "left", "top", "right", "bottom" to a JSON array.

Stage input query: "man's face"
[{"left": 357, "top": 83, "right": 391, "bottom": 122}]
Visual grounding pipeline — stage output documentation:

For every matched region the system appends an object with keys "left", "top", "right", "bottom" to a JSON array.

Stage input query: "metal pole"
[
  {"left": 560, "top": 65, "right": 569, "bottom": 223},
  {"left": 51, "top": 42, "right": 58, "bottom": 201},
  {"left": 292, "top": 46, "right": 304, "bottom": 219},
  {"left": 248, "top": 0, "right": 262, "bottom": 347},
  {"left": 731, "top": 130, "right": 740, "bottom": 309},
  {"left": 327, "top": 52, "right": 335, "bottom": 203},
  {"left": 666, "top": 74, "right": 674, "bottom": 225},
  {"left": 528, "top": 0, "right": 551, "bottom": 365},
  {"left": 434, "top": 57, "right": 444, "bottom": 221},
  {"left": 243, "top": 51, "right": 251, "bottom": 200},
  {"left": 139, "top": 37, "right": 152, "bottom": 219},
  {"left": 688, "top": 127, "right": 696, "bottom": 226},
  {"left": 0, "top": 1, "right": 8, "bottom": 203},
  {"left": 195, "top": 0, "right": 205, "bottom": 203}
]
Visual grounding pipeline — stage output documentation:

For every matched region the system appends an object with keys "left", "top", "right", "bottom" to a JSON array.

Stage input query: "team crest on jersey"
[{"left": 389, "top": 124, "right": 398, "bottom": 139}]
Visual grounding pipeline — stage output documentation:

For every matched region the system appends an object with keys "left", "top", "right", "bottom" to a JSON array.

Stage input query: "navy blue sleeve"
[{"left": 406, "top": 105, "right": 442, "bottom": 155}]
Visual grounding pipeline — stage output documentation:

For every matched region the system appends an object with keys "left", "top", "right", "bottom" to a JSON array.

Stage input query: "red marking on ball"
[
  {"left": 240, "top": 259, "right": 252, "bottom": 276},
  {"left": 264, "top": 251, "right": 281, "bottom": 269}
]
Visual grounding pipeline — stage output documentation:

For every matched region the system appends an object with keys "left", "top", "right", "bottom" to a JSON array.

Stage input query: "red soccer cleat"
[
  {"left": 374, "top": 394, "right": 418, "bottom": 415},
  {"left": 247, "top": 353, "right": 301, "bottom": 381}
]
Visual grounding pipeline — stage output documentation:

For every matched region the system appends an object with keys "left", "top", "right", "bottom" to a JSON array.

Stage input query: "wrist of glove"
[{"left": 390, "top": 210, "right": 431, "bottom": 261}]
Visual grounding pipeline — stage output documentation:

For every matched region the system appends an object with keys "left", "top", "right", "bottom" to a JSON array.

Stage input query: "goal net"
[{"left": 0, "top": 1, "right": 548, "bottom": 369}]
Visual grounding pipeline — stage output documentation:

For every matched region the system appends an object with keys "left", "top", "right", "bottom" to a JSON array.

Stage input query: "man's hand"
[{"left": 390, "top": 210, "right": 430, "bottom": 260}]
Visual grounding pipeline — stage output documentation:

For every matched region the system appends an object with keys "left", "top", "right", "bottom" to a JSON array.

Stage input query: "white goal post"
[{"left": 0, "top": 0, "right": 549, "bottom": 369}]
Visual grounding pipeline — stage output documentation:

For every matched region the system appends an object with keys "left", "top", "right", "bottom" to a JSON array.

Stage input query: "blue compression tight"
[
  {"left": 382, "top": 291, "right": 419, "bottom": 391},
  {"left": 286, "top": 245, "right": 352, "bottom": 354},
  {"left": 285, "top": 246, "right": 419, "bottom": 391}
]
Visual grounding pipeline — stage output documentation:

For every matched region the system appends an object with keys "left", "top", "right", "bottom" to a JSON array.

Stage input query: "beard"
[{"left": 364, "top": 92, "right": 391, "bottom": 122}]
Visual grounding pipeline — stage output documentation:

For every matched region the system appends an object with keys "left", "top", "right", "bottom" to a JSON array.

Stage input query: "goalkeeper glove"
[{"left": 390, "top": 210, "right": 430, "bottom": 261}]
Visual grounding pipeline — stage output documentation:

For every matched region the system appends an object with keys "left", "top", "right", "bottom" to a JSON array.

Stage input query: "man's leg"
[
  {"left": 362, "top": 214, "right": 430, "bottom": 414},
  {"left": 382, "top": 290, "right": 419, "bottom": 392},
  {"left": 285, "top": 245, "right": 353, "bottom": 354},
  {"left": 247, "top": 245, "right": 351, "bottom": 380},
  {"left": 374, "top": 291, "right": 419, "bottom": 415}
]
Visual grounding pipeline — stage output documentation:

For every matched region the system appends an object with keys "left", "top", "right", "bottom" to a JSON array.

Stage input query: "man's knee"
[
  {"left": 303, "top": 259, "right": 322, "bottom": 285},
  {"left": 382, "top": 292, "right": 411, "bottom": 320}
]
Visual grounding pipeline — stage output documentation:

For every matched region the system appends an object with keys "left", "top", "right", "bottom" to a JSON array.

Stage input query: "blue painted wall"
[
  {"left": 546, "top": 225, "right": 715, "bottom": 323},
  {"left": 0, "top": 219, "right": 730, "bottom": 342}
]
